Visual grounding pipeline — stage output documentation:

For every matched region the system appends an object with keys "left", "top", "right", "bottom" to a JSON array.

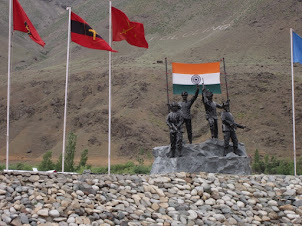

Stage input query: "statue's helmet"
[
  {"left": 205, "top": 89, "right": 213, "bottom": 97},
  {"left": 181, "top": 91, "right": 188, "bottom": 96},
  {"left": 170, "top": 102, "right": 180, "bottom": 109},
  {"left": 222, "top": 101, "right": 230, "bottom": 109}
]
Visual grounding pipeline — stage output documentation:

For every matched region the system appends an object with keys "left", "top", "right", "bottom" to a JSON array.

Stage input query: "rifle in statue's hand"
[
  {"left": 235, "top": 123, "right": 246, "bottom": 129},
  {"left": 171, "top": 123, "right": 179, "bottom": 132},
  {"left": 235, "top": 123, "right": 251, "bottom": 132}
]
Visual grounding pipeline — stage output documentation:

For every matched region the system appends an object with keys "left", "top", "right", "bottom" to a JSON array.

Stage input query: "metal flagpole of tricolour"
[
  {"left": 290, "top": 28, "right": 297, "bottom": 176},
  {"left": 108, "top": 1, "right": 112, "bottom": 175},
  {"left": 6, "top": 0, "right": 13, "bottom": 170},
  {"left": 62, "top": 7, "right": 72, "bottom": 173},
  {"left": 222, "top": 58, "right": 230, "bottom": 102},
  {"left": 165, "top": 58, "right": 170, "bottom": 113}
]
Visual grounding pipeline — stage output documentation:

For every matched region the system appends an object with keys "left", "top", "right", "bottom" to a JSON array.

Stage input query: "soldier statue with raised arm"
[
  {"left": 221, "top": 101, "right": 246, "bottom": 156},
  {"left": 166, "top": 102, "right": 184, "bottom": 158},
  {"left": 178, "top": 85, "right": 199, "bottom": 144},
  {"left": 202, "top": 87, "right": 223, "bottom": 139}
]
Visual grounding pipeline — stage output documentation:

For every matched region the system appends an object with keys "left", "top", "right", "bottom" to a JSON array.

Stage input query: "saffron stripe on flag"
[
  {"left": 173, "top": 72, "right": 220, "bottom": 85},
  {"left": 173, "top": 84, "right": 221, "bottom": 94},
  {"left": 172, "top": 62, "right": 220, "bottom": 74}
]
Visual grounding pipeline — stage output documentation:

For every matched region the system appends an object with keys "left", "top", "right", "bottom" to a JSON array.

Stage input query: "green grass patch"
[
  {"left": 0, "top": 163, "right": 36, "bottom": 171},
  {"left": 0, "top": 161, "right": 151, "bottom": 175},
  {"left": 252, "top": 149, "right": 302, "bottom": 175},
  {"left": 92, "top": 161, "right": 151, "bottom": 174}
]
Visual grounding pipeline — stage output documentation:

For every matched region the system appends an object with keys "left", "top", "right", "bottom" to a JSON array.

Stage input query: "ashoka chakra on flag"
[{"left": 191, "top": 74, "right": 201, "bottom": 84}]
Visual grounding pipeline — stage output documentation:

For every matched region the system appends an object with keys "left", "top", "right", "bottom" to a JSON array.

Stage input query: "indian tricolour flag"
[{"left": 172, "top": 62, "right": 221, "bottom": 94}]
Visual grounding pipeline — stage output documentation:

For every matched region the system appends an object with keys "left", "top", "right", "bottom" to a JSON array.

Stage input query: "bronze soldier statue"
[
  {"left": 221, "top": 101, "right": 246, "bottom": 156},
  {"left": 202, "top": 88, "right": 223, "bottom": 139},
  {"left": 166, "top": 102, "right": 184, "bottom": 158},
  {"left": 178, "top": 85, "right": 199, "bottom": 144}
]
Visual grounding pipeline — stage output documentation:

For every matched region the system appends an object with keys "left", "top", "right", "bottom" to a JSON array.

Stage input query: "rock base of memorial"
[{"left": 150, "top": 139, "right": 251, "bottom": 175}]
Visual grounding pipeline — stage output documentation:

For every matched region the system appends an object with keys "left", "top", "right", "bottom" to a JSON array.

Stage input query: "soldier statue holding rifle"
[
  {"left": 166, "top": 102, "right": 184, "bottom": 158},
  {"left": 178, "top": 85, "right": 199, "bottom": 144},
  {"left": 202, "top": 83, "right": 223, "bottom": 139},
  {"left": 221, "top": 101, "right": 246, "bottom": 156}
]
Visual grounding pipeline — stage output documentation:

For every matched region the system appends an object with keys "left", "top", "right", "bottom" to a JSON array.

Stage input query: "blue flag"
[{"left": 293, "top": 31, "right": 302, "bottom": 64}]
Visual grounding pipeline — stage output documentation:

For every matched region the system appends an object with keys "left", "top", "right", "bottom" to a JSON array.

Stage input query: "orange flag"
[
  {"left": 111, "top": 7, "right": 148, "bottom": 48},
  {"left": 13, "top": 0, "right": 45, "bottom": 47}
]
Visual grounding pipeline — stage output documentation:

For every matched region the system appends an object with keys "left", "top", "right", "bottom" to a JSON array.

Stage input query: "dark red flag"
[
  {"left": 13, "top": 0, "right": 45, "bottom": 47},
  {"left": 111, "top": 7, "right": 148, "bottom": 48},
  {"left": 71, "top": 12, "right": 117, "bottom": 52}
]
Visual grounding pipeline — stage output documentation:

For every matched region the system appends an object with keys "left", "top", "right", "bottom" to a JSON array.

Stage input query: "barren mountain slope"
[{"left": 1, "top": 0, "right": 302, "bottom": 166}]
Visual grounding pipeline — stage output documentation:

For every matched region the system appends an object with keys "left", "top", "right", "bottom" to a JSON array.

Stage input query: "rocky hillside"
[
  {"left": 0, "top": 171, "right": 302, "bottom": 225},
  {"left": 1, "top": 0, "right": 302, "bottom": 166}
]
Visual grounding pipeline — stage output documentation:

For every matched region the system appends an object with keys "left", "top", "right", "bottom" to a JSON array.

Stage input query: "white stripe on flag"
[{"left": 173, "top": 72, "right": 220, "bottom": 85}]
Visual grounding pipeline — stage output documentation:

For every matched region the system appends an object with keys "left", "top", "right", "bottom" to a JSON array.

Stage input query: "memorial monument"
[{"left": 152, "top": 98, "right": 250, "bottom": 175}]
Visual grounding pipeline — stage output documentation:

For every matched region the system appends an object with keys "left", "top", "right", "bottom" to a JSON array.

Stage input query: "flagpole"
[
  {"left": 6, "top": 0, "right": 12, "bottom": 171},
  {"left": 290, "top": 28, "right": 297, "bottom": 176},
  {"left": 222, "top": 57, "right": 230, "bottom": 102},
  {"left": 62, "top": 7, "right": 72, "bottom": 173},
  {"left": 108, "top": 1, "right": 112, "bottom": 175},
  {"left": 165, "top": 57, "right": 170, "bottom": 113}
]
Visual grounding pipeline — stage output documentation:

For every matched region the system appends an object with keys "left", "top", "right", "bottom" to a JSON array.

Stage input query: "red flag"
[
  {"left": 111, "top": 7, "right": 148, "bottom": 48},
  {"left": 71, "top": 12, "right": 116, "bottom": 52},
  {"left": 13, "top": 0, "right": 45, "bottom": 47}
]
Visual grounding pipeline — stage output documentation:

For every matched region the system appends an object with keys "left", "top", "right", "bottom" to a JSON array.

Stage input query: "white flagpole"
[
  {"left": 108, "top": 1, "right": 112, "bottom": 175},
  {"left": 6, "top": 0, "right": 12, "bottom": 171},
  {"left": 62, "top": 7, "right": 72, "bottom": 172},
  {"left": 290, "top": 28, "right": 297, "bottom": 176}
]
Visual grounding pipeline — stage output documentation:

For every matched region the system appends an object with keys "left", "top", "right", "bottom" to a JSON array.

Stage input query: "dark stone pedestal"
[{"left": 150, "top": 139, "right": 251, "bottom": 175}]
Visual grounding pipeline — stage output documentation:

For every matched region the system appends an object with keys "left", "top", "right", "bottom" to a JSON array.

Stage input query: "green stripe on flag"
[{"left": 173, "top": 84, "right": 221, "bottom": 94}]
